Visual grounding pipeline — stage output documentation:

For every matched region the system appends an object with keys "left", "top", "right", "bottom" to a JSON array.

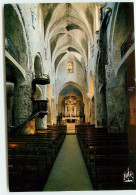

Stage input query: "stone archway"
[
  {"left": 58, "top": 85, "right": 85, "bottom": 125},
  {"left": 106, "top": 3, "right": 134, "bottom": 133},
  {"left": 116, "top": 51, "right": 135, "bottom": 135},
  {"left": 4, "top": 4, "right": 29, "bottom": 70},
  {"left": 57, "top": 82, "right": 86, "bottom": 103},
  {"left": 5, "top": 5, "right": 32, "bottom": 131},
  {"left": 34, "top": 54, "right": 43, "bottom": 77},
  {"left": 112, "top": 3, "right": 134, "bottom": 66},
  {"left": 33, "top": 54, "right": 43, "bottom": 100}
]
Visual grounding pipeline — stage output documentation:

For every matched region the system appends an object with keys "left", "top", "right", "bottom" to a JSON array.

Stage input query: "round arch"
[
  {"left": 34, "top": 53, "right": 43, "bottom": 76},
  {"left": 57, "top": 83, "right": 84, "bottom": 120},
  {"left": 4, "top": 4, "right": 29, "bottom": 70},
  {"left": 109, "top": 3, "right": 119, "bottom": 46},
  {"left": 57, "top": 81, "right": 86, "bottom": 104},
  {"left": 112, "top": 3, "right": 134, "bottom": 66}
]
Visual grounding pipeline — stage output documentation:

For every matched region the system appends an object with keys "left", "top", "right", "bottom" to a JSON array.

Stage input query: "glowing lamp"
[
  {"left": 9, "top": 143, "right": 19, "bottom": 148},
  {"left": 104, "top": 7, "right": 111, "bottom": 14}
]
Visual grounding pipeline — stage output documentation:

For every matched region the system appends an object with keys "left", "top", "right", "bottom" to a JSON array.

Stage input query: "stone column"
[
  {"left": 94, "top": 78, "right": 107, "bottom": 127},
  {"left": 47, "top": 100, "right": 51, "bottom": 125},
  {"left": 56, "top": 103, "right": 58, "bottom": 116},
  {"left": 106, "top": 74, "right": 128, "bottom": 133},
  {"left": 7, "top": 96, "right": 14, "bottom": 127},
  {"left": 14, "top": 82, "right": 34, "bottom": 134},
  {"left": 14, "top": 84, "right": 32, "bottom": 126},
  {"left": 94, "top": 29, "right": 107, "bottom": 128},
  {"left": 90, "top": 98, "right": 95, "bottom": 124},
  {"left": 84, "top": 98, "right": 90, "bottom": 123},
  {"left": 50, "top": 98, "right": 55, "bottom": 125},
  {"left": 35, "top": 86, "right": 47, "bottom": 130},
  {"left": 35, "top": 116, "right": 47, "bottom": 129},
  {"left": 74, "top": 106, "right": 76, "bottom": 116}
]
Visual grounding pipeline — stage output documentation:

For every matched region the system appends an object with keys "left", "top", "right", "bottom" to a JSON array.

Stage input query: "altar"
[{"left": 62, "top": 116, "right": 80, "bottom": 124}]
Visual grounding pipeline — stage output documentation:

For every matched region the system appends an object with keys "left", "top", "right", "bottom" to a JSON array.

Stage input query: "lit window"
[{"left": 67, "top": 61, "right": 73, "bottom": 73}]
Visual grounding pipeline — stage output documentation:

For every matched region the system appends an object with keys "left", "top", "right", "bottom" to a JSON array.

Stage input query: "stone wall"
[
  {"left": 14, "top": 84, "right": 33, "bottom": 127},
  {"left": 5, "top": 3, "right": 135, "bottom": 134},
  {"left": 6, "top": 83, "right": 14, "bottom": 127},
  {"left": 106, "top": 80, "right": 128, "bottom": 132}
]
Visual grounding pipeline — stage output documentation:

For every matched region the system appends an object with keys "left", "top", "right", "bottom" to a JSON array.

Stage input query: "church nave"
[
  {"left": 44, "top": 135, "right": 93, "bottom": 191},
  {"left": 4, "top": 1, "right": 136, "bottom": 192}
]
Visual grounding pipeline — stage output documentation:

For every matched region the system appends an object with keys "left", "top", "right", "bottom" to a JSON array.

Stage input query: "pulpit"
[
  {"left": 33, "top": 100, "right": 48, "bottom": 118},
  {"left": 32, "top": 73, "right": 50, "bottom": 85}
]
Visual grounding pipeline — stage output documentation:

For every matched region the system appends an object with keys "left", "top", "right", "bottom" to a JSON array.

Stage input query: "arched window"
[{"left": 67, "top": 61, "right": 73, "bottom": 73}]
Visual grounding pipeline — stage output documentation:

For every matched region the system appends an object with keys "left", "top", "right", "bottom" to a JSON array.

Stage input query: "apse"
[
  {"left": 58, "top": 85, "right": 84, "bottom": 124},
  {"left": 60, "top": 85, "right": 82, "bottom": 96}
]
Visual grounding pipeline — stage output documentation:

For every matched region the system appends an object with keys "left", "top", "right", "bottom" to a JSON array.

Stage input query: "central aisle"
[{"left": 44, "top": 135, "right": 93, "bottom": 191}]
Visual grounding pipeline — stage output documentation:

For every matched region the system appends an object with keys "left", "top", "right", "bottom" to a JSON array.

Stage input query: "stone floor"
[{"left": 43, "top": 135, "right": 93, "bottom": 191}]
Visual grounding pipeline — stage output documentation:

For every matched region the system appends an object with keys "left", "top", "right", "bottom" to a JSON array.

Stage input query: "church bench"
[
  {"left": 8, "top": 132, "right": 65, "bottom": 156},
  {"left": 76, "top": 125, "right": 129, "bottom": 190},
  {"left": 81, "top": 135, "right": 128, "bottom": 152},
  {"left": 76, "top": 126, "right": 107, "bottom": 133},
  {"left": 89, "top": 154, "right": 129, "bottom": 190},
  {"left": 8, "top": 138, "right": 59, "bottom": 159},
  {"left": 9, "top": 148, "right": 55, "bottom": 191},
  {"left": 77, "top": 130, "right": 127, "bottom": 138},
  {"left": 9, "top": 167, "right": 48, "bottom": 192},
  {"left": 83, "top": 144, "right": 128, "bottom": 170},
  {"left": 77, "top": 133, "right": 128, "bottom": 149},
  {"left": 8, "top": 126, "right": 66, "bottom": 191},
  {"left": 78, "top": 139, "right": 128, "bottom": 154},
  {"left": 8, "top": 130, "right": 64, "bottom": 145}
]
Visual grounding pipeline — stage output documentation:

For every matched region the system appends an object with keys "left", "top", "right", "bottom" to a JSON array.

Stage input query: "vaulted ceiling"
[
  {"left": 42, "top": 3, "right": 96, "bottom": 72},
  {"left": 60, "top": 85, "right": 82, "bottom": 96}
]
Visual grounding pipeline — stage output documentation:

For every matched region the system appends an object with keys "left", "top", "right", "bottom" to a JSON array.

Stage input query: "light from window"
[{"left": 67, "top": 61, "right": 73, "bottom": 73}]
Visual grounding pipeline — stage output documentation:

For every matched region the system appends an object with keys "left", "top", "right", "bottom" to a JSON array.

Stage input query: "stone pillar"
[
  {"left": 6, "top": 82, "right": 15, "bottom": 127},
  {"left": 47, "top": 100, "right": 51, "bottom": 125},
  {"left": 94, "top": 79, "right": 107, "bottom": 127},
  {"left": 35, "top": 116, "right": 47, "bottom": 129},
  {"left": 56, "top": 104, "right": 58, "bottom": 116},
  {"left": 106, "top": 75, "right": 128, "bottom": 133},
  {"left": 90, "top": 98, "right": 95, "bottom": 124},
  {"left": 74, "top": 106, "right": 76, "bottom": 116},
  {"left": 35, "top": 86, "right": 47, "bottom": 130},
  {"left": 94, "top": 29, "right": 107, "bottom": 127},
  {"left": 14, "top": 84, "right": 33, "bottom": 126},
  {"left": 14, "top": 83, "right": 34, "bottom": 134},
  {"left": 94, "top": 72, "right": 107, "bottom": 128},
  {"left": 58, "top": 99, "right": 62, "bottom": 116},
  {"left": 84, "top": 98, "right": 90, "bottom": 123},
  {"left": 7, "top": 96, "right": 14, "bottom": 127},
  {"left": 53, "top": 98, "right": 57, "bottom": 124},
  {"left": 50, "top": 98, "right": 55, "bottom": 124},
  {"left": 65, "top": 106, "right": 67, "bottom": 115}
]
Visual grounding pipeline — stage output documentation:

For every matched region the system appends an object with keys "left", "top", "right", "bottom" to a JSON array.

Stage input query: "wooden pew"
[
  {"left": 8, "top": 125, "right": 66, "bottom": 191},
  {"left": 76, "top": 124, "right": 130, "bottom": 190}
]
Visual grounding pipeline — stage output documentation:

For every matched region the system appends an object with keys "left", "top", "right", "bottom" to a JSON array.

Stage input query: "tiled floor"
[{"left": 43, "top": 135, "right": 93, "bottom": 191}]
